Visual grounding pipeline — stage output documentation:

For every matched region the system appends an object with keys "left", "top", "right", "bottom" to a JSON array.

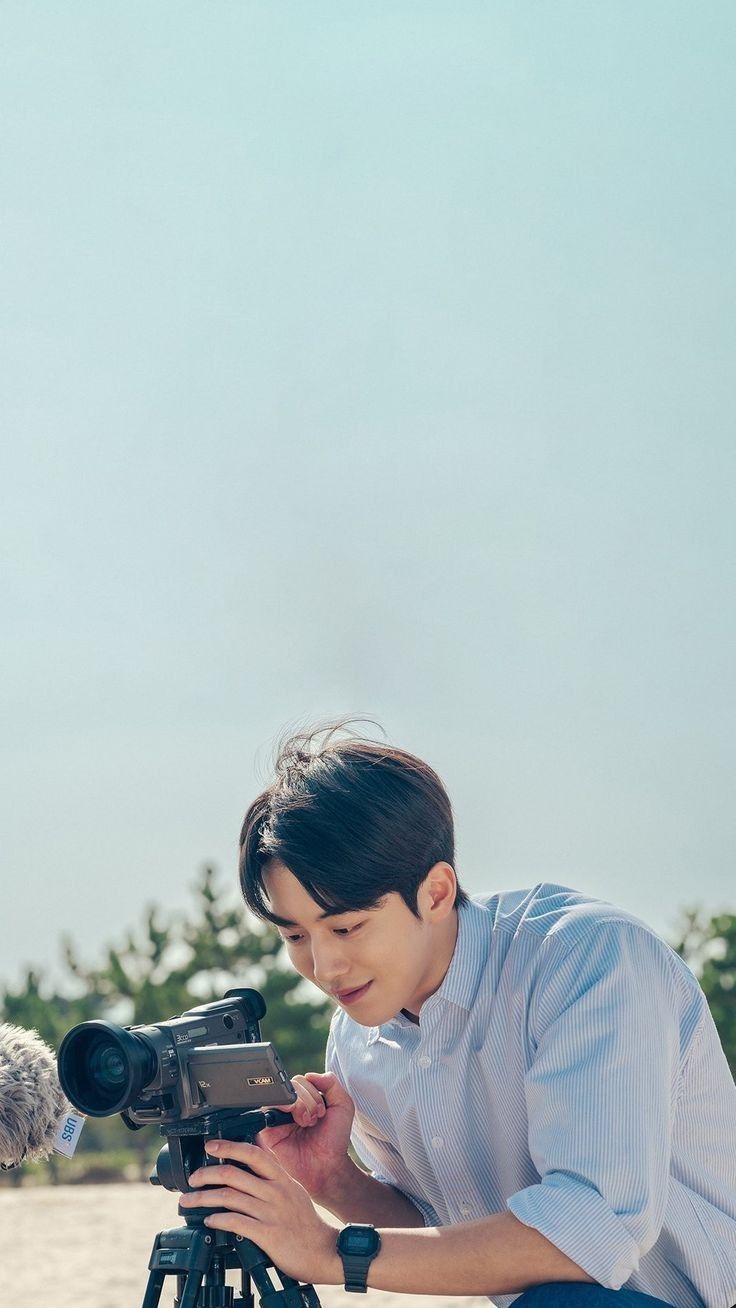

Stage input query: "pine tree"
[{"left": 1, "top": 866, "right": 332, "bottom": 1180}]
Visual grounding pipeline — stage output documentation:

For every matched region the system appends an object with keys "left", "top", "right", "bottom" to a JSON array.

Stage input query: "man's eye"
[{"left": 281, "top": 922, "right": 363, "bottom": 942}]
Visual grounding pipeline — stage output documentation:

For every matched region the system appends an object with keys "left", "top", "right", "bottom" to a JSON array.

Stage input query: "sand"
[{"left": 0, "top": 1182, "right": 494, "bottom": 1308}]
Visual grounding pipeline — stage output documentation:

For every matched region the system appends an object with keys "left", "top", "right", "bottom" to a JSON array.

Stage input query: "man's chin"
[{"left": 348, "top": 1000, "right": 403, "bottom": 1028}]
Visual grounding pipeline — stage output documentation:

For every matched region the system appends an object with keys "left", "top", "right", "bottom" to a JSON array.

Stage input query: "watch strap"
[
  {"left": 336, "top": 1225, "right": 381, "bottom": 1293},
  {"left": 342, "top": 1253, "right": 371, "bottom": 1292}
]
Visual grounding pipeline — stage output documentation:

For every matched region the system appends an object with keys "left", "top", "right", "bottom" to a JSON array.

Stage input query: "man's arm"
[
  {"left": 181, "top": 1140, "right": 595, "bottom": 1295},
  {"left": 311, "top": 1151, "right": 593, "bottom": 1294},
  {"left": 322, "top": 1210, "right": 595, "bottom": 1296},
  {"left": 503, "top": 920, "right": 686, "bottom": 1289},
  {"left": 315, "top": 1154, "right": 426, "bottom": 1226}
]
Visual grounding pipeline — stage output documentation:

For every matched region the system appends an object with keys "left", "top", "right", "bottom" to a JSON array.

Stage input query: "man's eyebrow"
[{"left": 268, "top": 906, "right": 350, "bottom": 929}]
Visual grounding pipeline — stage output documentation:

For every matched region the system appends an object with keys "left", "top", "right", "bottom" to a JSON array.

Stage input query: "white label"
[{"left": 53, "top": 1113, "right": 86, "bottom": 1158}]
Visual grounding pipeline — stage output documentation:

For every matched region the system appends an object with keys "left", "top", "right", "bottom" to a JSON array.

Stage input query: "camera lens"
[
  {"left": 89, "top": 1040, "right": 127, "bottom": 1089},
  {"left": 57, "top": 1021, "right": 157, "bottom": 1117}
]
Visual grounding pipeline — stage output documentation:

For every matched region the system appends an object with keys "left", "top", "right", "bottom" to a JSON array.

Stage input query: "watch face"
[
  {"left": 339, "top": 1226, "right": 380, "bottom": 1256},
  {"left": 347, "top": 1230, "right": 375, "bottom": 1254}
]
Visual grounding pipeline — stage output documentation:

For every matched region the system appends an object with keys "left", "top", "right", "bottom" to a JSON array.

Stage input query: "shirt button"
[
  {"left": 417, "top": 1055, "right": 431, "bottom": 1068},
  {"left": 460, "top": 1203, "right": 472, "bottom": 1217},
  {"left": 431, "top": 1136, "right": 443, "bottom": 1149}
]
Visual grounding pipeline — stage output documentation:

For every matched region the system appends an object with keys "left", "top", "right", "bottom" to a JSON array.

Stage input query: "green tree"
[
  {"left": 1, "top": 867, "right": 332, "bottom": 1180},
  {"left": 1, "top": 967, "right": 106, "bottom": 1049},
  {"left": 52, "top": 865, "right": 331, "bottom": 1067},
  {"left": 670, "top": 907, "right": 736, "bottom": 1078}
]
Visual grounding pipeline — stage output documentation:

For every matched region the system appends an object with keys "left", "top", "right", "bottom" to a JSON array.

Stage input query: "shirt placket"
[{"left": 412, "top": 1005, "right": 479, "bottom": 1224}]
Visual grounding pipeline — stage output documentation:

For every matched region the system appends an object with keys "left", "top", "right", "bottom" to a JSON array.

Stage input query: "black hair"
[{"left": 239, "top": 721, "right": 468, "bottom": 923}]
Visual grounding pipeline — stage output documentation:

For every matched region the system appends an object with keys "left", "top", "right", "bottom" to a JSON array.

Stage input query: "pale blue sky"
[{"left": 2, "top": 3, "right": 734, "bottom": 987}]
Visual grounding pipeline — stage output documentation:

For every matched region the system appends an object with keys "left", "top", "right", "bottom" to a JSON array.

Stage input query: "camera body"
[{"left": 57, "top": 988, "right": 296, "bottom": 1127}]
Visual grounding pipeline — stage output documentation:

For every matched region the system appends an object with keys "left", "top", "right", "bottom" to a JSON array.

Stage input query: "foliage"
[
  {"left": 669, "top": 907, "right": 736, "bottom": 1077},
  {"left": 8, "top": 871, "right": 732, "bottom": 1187},
  {"left": 1, "top": 867, "right": 333, "bottom": 1179}
]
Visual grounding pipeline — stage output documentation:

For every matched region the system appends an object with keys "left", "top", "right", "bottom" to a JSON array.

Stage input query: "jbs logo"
[{"left": 247, "top": 1076, "right": 274, "bottom": 1086}]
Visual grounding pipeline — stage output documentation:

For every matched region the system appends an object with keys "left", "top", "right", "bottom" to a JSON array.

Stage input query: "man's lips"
[{"left": 333, "top": 981, "right": 372, "bottom": 1004}]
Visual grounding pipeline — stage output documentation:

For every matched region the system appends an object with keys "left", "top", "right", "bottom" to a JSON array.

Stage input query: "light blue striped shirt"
[{"left": 326, "top": 885, "right": 736, "bottom": 1308}]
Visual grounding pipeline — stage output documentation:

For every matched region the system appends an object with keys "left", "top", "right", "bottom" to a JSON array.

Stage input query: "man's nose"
[{"left": 311, "top": 939, "right": 349, "bottom": 986}]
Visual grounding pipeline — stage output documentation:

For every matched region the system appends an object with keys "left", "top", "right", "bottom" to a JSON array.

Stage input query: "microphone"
[{"left": 0, "top": 1022, "right": 76, "bottom": 1169}]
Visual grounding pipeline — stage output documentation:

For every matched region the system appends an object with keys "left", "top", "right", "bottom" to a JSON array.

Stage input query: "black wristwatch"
[{"left": 335, "top": 1223, "right": 382, "bottom": 1292}]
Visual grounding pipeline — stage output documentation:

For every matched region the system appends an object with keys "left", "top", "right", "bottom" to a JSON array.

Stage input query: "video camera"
[
  {"left": 57, "top": 989, "right": 297, "bottom": 1192},
  {"left": 57, "top": 988, "right": 295, "bottom": 1128}
]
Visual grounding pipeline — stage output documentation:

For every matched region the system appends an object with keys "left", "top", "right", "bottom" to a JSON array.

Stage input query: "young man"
[{"left": 180, "top": 730, "right": 736, "bottom": 1307}]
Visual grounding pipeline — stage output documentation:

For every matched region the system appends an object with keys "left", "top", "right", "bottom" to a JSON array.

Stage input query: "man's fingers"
[
  {"left": 255, "top": 1123, "right": 295, "bottom": 1150},
  {"left": 260, "top": 1071, "right": 350, "bottom": 1129},
  {"left": 187, "top": 1161, "right": 272, "bottom": 1200},
  {"left": 202, "top": 1139, "right": 283, "bottom": 1177},
  {"left": 292, "top": 1074, "right": 328, "bottom": 1107},
  {"left": 181, "top": 1184, "right": 268, "bottom": 1223},
  {"left": 302, "top": 1072, "right": 353, "bottom": 1110},
  {"left": 261, "top": 1075, "right": 326, "bottom": 1123},
  {"left": 285, "top": 1075, "right": 327, "bottom": 1124}
]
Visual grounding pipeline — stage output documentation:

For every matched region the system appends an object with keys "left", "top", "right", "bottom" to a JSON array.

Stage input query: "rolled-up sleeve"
[{"left": 506, "top": 921, "right": 683, "bottom": 1287}]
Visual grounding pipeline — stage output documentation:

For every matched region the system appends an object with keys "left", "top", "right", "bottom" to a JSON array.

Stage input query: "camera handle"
[{"left": 142, "top": 1110, "right": 323, "bottom": 1308}]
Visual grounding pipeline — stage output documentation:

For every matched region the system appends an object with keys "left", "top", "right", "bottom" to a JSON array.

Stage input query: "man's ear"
[{"left": 419, "top": 862, "right": 457, "bottom": 921}]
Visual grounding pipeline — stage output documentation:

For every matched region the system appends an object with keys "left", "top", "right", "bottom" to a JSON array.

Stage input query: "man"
[{"left": 180, "top": 727, "right": 736, "bottom": 1307}]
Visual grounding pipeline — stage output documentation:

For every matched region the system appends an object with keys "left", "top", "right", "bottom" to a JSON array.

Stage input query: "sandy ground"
[{"left": 0, "top": 1183, "right": 494, "bottom": 1308}]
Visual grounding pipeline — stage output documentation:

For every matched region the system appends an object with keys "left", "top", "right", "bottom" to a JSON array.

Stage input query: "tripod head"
[{"left": 151, "top": 1106, "right": 295, "bottom": 1194}]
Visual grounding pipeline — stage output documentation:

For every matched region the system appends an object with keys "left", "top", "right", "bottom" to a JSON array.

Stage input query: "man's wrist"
[
  {"left": 316, "top": 1222, "right": 345, "bottom": 1286},
  {"left": 314, "top": 1155, "right": 364, "bottom": 1210}
]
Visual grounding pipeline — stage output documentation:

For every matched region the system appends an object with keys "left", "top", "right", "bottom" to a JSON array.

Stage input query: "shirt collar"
[
  {"left": 424, "top": 897, "right": 489, "bottom": 1012},
  {"left": 366, "top": 897, "right": 490, "bottom": 1044}
]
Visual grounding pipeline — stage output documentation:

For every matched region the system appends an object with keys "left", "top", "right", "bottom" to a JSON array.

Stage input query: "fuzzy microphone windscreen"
[{"left": 0, "top": 1022, "right": 72, "bottom": 1167}]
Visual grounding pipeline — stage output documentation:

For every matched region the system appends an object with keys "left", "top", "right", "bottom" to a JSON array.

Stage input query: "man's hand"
[
  {"left": 256, "top": 1072, "right": 356, "bottom": 1203},
  {"left": 179, "top": 1138, "right": 342, "bottom": 1285}
]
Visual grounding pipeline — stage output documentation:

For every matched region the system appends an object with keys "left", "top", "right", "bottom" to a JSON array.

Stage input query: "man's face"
[{"left": 261, "top": 860, "right": 454, "bottom": 1026}]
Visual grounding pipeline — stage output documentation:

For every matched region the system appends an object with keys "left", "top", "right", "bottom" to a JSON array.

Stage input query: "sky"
[{"left": 2, "top": 2, "right": 735, "bottom": 992}]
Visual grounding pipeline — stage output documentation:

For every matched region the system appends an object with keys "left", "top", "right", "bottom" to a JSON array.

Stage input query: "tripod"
[{"left": 141, "top": 1108, "right": 323, "bottom": 1308}]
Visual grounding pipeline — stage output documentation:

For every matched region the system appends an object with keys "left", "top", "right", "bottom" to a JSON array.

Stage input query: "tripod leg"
[
  {"left": 240, "top": 1268, "right": 255, "bottom": 1308},
  {"left": 232, "top": 1237, "right": 322, "bottom": 1308},
  {"left": 140, "top": 1270, "right": 166, "bottom": 1308},
  {"left": 176, "top": 1267, "right": 207, "bottom": 1308},
  {"left": 300, "top": 1289, "right": 322, "bottom": 1308}
]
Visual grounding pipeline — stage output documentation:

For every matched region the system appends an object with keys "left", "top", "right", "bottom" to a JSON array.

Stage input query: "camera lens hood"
[{"left": 58, "top": 1020, "right": 156, "bottom": 1117}]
